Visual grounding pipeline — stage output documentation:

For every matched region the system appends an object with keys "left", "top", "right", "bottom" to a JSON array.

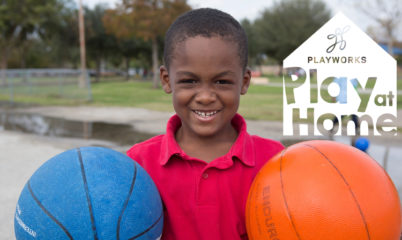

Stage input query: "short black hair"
[{"left": 163, "top": 8, "right": 248, "bottom": 71}]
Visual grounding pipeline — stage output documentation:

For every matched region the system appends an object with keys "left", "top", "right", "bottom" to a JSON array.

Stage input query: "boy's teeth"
[{"left": 194, "top": 110, "right": 218, "bottom": 117}]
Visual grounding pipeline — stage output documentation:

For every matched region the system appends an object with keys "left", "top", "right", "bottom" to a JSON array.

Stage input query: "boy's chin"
[
  {"left": 183, "top": 125, "right": 220, "bottom": 138},
  {"left": 194, "top": 129, "right": 220, "bottom": 138},
  {"left": 191, "top": 124, "right": 233, "bottom": 139}
]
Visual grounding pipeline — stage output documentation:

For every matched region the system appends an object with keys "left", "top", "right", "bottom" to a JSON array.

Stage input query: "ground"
[{"left": 1, "top": 106, "right": 401, "bottom": 239}]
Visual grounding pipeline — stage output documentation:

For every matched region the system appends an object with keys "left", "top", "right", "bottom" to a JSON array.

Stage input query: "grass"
[
  {"left": 265, "top": 74, "right": 402, "bottom": 89},
  {"left": 239, "top": 84, "right": 283, "bottom": 120},
  {"left": 0, "top": 78, "right": 284, "bottom": 120},
  {"left": 0, "top": 76, "right": 401, "bottom": 122},
  {"left": 0, "top": 76, "right": 90, "bottom": 103},
  {"left": 92, "top": 80, "right": 286, "bottom": 121},
  {"left": 264, "top": 74, "right": 282, "bottom": 83},
  {"left": 91, "top": 80, "right": 173, "bottom": 111}
]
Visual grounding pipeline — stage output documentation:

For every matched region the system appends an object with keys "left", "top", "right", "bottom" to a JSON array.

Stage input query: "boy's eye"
[
  {"left": 216, "top": 80, "right": 232, "bottom": 84},
  {"left": 178, "top": 79, "right": 197, "bottom": 84}
]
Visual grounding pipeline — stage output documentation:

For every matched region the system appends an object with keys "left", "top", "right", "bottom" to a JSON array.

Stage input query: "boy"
[{"left": 127, "top": 8, "right": 284, "bottom": 240}]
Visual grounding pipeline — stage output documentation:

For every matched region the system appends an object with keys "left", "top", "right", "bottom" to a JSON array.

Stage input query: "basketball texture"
[
  {"left": 14, "top": 147, "right": 163, "bottom": 240},
  {"left": 246, "top": 140, "right": 401, "bottom": 240}
]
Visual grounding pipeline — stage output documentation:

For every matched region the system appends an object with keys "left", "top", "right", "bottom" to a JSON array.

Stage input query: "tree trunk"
[
  {"left": 95, "top": 58, "right": 101, "bottom": 83},
  {"left": 385, "top": 24, "right": 394, "bottom": 57},
  {"left": 151, "top": 37, "right": 159, "bottom": 88},
  {"left": 125, "top": 57, "right": 130, "bottom": 81},
  {"left": 1, "top": 47, "right": 8, "bottom": 86},
  {"left": 279, "top": 63, "right": 284, "bottom": 76}
]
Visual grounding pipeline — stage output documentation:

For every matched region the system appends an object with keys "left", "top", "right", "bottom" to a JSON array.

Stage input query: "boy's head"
[
  {"left": 160, "top": 8, "right": 251, "bottom": 139},
  {"left": 163, "top": 8, "right": 248, "bottom": 72}
]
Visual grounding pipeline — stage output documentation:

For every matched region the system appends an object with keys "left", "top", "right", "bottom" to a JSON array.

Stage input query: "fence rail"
[{"left": 0, "top": 69, "right": 92, "bottom": 104}]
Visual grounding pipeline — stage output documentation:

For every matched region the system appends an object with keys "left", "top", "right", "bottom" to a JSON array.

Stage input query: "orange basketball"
[{"left": 246, "top": 140, "right": 401, "bottom": 240}]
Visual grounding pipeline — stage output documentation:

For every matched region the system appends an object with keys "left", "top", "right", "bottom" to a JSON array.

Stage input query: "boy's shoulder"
[
  {"left": 247, "top": 135, "right": 284, "bottom": 166},
  {"left": 127, "top": 134, "right": 165, "bottom": 162},
  {"left": 250, "top": 134, "right": 284, "bottom": 152}
]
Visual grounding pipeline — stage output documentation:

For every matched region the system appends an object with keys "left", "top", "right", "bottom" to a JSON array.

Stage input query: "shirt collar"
[
  {"left": 229, "top": 114, "right": 255, "bottom": 167},
  {"left": 160, "top": 114, "right": 255, "bottom": 167},
  {"left": 160, "top": 114, "right": 183, "bottom": 165}
]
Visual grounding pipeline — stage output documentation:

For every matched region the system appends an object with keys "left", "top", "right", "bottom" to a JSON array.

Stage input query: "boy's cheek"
[{"left": 171, "top": 91, "right": 190, "bottom": 103}]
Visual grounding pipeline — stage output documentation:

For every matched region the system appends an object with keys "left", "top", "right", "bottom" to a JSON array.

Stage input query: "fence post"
[
  {"left": 7, "top": 72, "right": 14, "bottom": 105},
  {"left": 58, "top": 75, "right": 63, "bottom": 97},
  {"left": 86, "top": 72, "right": 92, "bottom": 102},
  {"left": 383, "top": 146, "right": 390, "bottom": 171},
  {"left": 27, "top": 69, "right": 32, "bottom": 95}
]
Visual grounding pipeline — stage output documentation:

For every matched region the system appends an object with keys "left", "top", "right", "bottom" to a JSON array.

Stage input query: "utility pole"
[{"left": 78, "top": 0, "right": 87, "bottom": 88}]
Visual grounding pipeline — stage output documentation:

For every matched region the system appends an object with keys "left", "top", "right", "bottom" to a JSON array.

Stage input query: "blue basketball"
[
  {"left": 355, "top": 137, "right": 370, "bottom": 152},
  {"left": 14, "top": 147, "right": 163, "bottom": 240}
]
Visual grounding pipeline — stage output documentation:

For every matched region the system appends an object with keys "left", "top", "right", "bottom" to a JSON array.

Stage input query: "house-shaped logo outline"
[{"left": 282, "top": 12, "right": 397, "bottom": 136}]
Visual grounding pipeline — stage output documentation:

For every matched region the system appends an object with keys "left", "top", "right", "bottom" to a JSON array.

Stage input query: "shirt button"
[{"left": 202, "top": 173, "right": 209, "bottom": 179}]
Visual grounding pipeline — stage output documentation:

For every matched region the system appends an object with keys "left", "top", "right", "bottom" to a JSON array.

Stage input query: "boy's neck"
[{"left": 175, "top": 124, "right": 238, "bottom": 163}]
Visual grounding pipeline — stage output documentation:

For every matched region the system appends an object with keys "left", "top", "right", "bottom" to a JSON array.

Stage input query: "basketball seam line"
[
  {"left": 280, "top": 149, "right": 302, "bottom": 240},
  {"left": 77, "top": 148, "right": 98, "bottom": 240},
  {"left": 116, "top": 162, "right": 138, "bottom": 240},
  {"left": 303, "top": 143, "right": 371, "bottom": 240},
  {"left": 27, "top": 181, "right": 73, "bottom": 240},
  {"left": 128, "top": 211, "right": 163, "bottom": 240}
]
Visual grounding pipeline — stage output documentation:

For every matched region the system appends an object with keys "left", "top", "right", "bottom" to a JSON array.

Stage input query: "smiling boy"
[{"left": 127, "top": 8, "right": 284, "bottom": 240}]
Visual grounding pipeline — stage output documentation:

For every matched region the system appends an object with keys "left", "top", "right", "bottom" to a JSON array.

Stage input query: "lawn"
[
  {"left": 0, "top": 78, "right": 284, "bottom": 120},
  {"left": 0, "top": 76, "right": 401, "bottom": 122},
  {"left": 265, "top": 74, "right": 402, "bottom": 90},
  {"left": 239, "top": 84, "right": 283, "bottom": 120},
  {"left": 0, "top": 76, "right": 90, "bottom": 104},
  {"left": 90, "top": 80, "right": 286, "bottom": 121}
]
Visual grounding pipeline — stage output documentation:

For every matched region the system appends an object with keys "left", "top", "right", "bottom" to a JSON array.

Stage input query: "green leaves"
[{"left": 252, "top": 0, "right": 331, "bottom": 64}]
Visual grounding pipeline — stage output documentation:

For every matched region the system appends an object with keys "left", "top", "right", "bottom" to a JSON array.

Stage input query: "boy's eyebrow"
[
  {"left": 176, "top": 71, "right": 198, "bottom": 78},
  {"left": 213, "top": 71, "right": 236, "bottom": 79}
]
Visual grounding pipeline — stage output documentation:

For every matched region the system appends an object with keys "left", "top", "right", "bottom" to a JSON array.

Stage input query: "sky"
[{"left": 82, "top": 0, "right": 402, "bottom": 41}]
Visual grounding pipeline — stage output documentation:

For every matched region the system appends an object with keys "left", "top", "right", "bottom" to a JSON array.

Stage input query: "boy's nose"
[{"left": 194, "top": 87, "right": 217, "bottom": 105}]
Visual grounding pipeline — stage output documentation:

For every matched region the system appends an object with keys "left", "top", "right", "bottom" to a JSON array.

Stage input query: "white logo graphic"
[
  {"left": 283, "top": 12, "right": 397, "bottom": 136},
  {"left": 15, "top": 204, "right": 37, "bottom": 237}
]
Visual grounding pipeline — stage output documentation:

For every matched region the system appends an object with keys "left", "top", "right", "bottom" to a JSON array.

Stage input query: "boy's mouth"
[{"left": 192, "top": 110, "right": 220, "bottom": 118}]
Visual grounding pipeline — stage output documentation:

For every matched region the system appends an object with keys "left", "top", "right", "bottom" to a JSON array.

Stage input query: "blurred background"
[
  {"left": 0, "top": 0, "right": 401, "bottom": 108},
  {"left": 0, "top": 0, "right": 402, "bottom": 238}
]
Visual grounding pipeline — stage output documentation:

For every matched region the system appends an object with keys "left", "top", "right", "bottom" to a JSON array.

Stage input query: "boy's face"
[{"left": 160, "top": 36, "right": 251, "bottom": 138}]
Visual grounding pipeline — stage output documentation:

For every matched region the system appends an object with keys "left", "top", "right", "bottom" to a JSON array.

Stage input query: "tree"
[
  {"left": 351, "top": 0, "right": 402, "bottom": 57},
  {"left": 0, "top": 0, "right": 64, "bottom": 85},
  {"left": 241, "top": 19, "right": 263, "bottom": 69},
  {"left": 254, "top": 0, "right": 330, "bottom": 65},
  {"left": 103, "top": 6, "right": 151, "bottom": 81},
  {"left": 104, "top": 0, "right": 191, "bottom": 88},
  {"left": 85, "top": 4, "right": 119, "bottom": 82},
  {"left": 119, "top": 38, "right": 151, "bottom": 80},
  {"left": 51, "top": 5, "right": 80, "bottom": 68}
]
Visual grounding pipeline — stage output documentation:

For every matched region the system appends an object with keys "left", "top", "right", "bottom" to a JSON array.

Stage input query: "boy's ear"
[
  {"left": 240, "top": 67, "right": 251, "bottom": 95},
  {"left": 160, "top": 65, "right": 172, "bottom": 94}
]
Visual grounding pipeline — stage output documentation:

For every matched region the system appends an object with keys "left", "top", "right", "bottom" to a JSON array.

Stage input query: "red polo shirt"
[{"left": 127, "top": 114, "right": 283, "bottom": 240}]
